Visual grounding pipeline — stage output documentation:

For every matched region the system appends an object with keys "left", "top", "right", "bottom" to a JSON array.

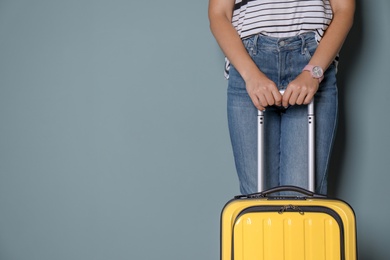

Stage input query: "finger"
[
  {"left": 254, "top": 84, "right": 274, "bottom": 106},
  {"left": 284, "top": 85, "right": 301, "bottom": 106},
  {"left": 287, "top": 84, "right": 302, "bottom": 106},
  {"left": 303, "top": 92, "right": 315, "bottom": 105},
  {"left": 264, "top": 91, "right": 276, "bottom": 106},
  {"left": 250, "top": 94, "right": 266, "bottom": 111},
  {"left": 289, "top": 91, "right": 300, "bottom": 106},
  {"left": 256, "top": 98, "right": 266, "bottom": 111},
  {"left": 272, "top": 89, "right": 283, "bottom": 106},
  {"left": 282, "top": 88, "right": 292, "bottom": 107},
  {"left": 295, "top": 92, "right": 306, "bottom": 105},
  {"left": 258, "top": 94, "right": 269, "bottom": 109}
]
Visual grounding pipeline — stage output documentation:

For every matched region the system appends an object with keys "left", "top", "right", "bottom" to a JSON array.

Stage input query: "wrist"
[{"left": 241, "top": 65, "right": 266, "bottom": 83}]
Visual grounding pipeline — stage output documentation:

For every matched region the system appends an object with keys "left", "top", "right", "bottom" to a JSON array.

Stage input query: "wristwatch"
[{"left": 303, "top": 65, "right": 324, "bottom": 83}]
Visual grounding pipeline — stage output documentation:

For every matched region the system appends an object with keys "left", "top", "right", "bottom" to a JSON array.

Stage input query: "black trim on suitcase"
[{"left": 231, "top": 205, "right": 346, "bottom": 260}]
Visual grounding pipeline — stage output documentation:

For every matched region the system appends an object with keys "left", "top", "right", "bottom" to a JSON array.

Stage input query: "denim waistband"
[{"left": 242, "top": 32, "right": 318, "bottom": 53}]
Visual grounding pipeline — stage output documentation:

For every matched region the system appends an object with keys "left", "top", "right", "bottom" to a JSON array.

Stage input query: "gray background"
[{"left": 0, "top": 0, "right": 389, "bottom": 259}]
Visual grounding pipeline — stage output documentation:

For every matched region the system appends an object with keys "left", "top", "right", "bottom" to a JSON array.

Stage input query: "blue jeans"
[{"left": 227, "top": 32, "right": 338, "bottom": 195}]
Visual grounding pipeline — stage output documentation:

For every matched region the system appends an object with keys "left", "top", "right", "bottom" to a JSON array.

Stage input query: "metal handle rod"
[
  {"left": 307, "top": 100, "right": 315, "bottom": 192},
  {"left": 257, "top": 93, "right": 315, "bottom": 192},
  {"left": 257, "top": 109, "right": 265, "bottom": 192}
]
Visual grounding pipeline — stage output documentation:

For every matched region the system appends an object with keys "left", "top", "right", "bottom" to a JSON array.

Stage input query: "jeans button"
[{"left": 279, "top": 40, "right": 285, "bottom": 47}]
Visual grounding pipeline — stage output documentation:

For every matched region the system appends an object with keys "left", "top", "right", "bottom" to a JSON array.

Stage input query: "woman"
[{"left": 208, "top": 0, "right": 355, "bottom": 195}]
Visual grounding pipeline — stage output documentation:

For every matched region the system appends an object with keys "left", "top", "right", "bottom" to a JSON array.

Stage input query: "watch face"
[{"left": 312, "top": 66, "right": 324, "bottom": 78}]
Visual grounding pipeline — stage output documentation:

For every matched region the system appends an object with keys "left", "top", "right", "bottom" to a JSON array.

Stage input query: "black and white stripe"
[
  {"left": 225, "top": 0, "right": 333, "bottom": 78},
  {"left": 232, "top": 0, "right": 332, "bottom": 40}
]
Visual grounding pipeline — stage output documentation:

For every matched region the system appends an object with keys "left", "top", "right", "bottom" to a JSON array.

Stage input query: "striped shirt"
[{"left": 225, "top": 0, "right": 333, "bottom": 78}]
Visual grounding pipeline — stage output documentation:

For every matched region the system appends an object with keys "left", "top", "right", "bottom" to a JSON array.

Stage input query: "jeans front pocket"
[
  {"left": 242, "top": 35, "right": 258, "bottom": 57},
  {"left": 303, "top": 41, "right": 318, "bottom": 61}
]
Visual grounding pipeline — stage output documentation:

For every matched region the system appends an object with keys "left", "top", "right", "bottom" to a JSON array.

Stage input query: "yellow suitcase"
[
  {"left": 221, "top": 100, "right": 357, "bottom": 259},
  {"left": 220, "top": 186, "right": 357, "bottom": 260}
]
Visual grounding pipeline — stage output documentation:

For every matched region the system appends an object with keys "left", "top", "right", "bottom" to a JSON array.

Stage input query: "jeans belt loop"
[
  {"left": 300, "top": 34, "right": 306, "bottom": 55},
  {"left": 252, "top": 34, "right": 259, "bottom": 56}
]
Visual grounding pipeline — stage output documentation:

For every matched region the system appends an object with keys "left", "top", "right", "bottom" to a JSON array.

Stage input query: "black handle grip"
[
  {"left": 261, "top": 185, "right": 315, "bottom": 196},
  {"left": 235, "top": 185, "right": 327, "bottom": 199}
]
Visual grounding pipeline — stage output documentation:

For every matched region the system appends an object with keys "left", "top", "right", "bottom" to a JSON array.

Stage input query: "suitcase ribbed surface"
[
  {"left": 221, "top": 198, "right": 357, "bottom": 260},
  {"left": 234, "top": 211, "right": 341, "bottom": 259}
]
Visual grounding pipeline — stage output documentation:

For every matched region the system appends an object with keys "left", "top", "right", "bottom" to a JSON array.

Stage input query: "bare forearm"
[
  {"left": 208, "top": 11, "right": 264, "bottom": 82},
  {"left": 309, "top": 1, "right": 355, "bottom": 71}
]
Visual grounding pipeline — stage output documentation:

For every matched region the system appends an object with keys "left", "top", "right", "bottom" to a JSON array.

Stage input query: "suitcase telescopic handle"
[{"left": 257, "top": 90, "right": 315, "bottom": 192}]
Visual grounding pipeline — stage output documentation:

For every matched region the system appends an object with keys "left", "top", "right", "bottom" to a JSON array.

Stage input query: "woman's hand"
[
  {"left": 245, "top": 73, "right": 282, "bottom": 111},
  {"left": 282, "top": 71, "right": 319, "bottom": 107}
]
